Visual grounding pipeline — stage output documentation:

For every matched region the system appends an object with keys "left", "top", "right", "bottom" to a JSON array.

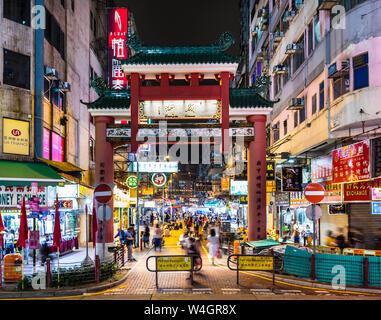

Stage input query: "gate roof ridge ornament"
[{"left": 126, "top": 31, "right": 236, "bottom": 54}]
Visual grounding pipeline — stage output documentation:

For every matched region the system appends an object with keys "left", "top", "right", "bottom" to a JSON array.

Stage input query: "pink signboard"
[
  {"left": 51, "top": 132, "right": 64, "bottom": 162},
  {"left": 108, "top": 8, "right": 128, "bottom": 90},
  {"left": 311, "top": 155, "right": 332, "bottom": 182},
  {"left": 43, "top": 128, "right": 50, "bottom": 160},
  {"left": 332, "top": 140, "right": 370, "bottom": 183},
  {"left": 28, "top": 230, "right": 40, "bottom": 249}
]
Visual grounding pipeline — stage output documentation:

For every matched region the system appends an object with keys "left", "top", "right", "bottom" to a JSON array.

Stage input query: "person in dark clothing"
[
  {"left": 185, "top": 237, "right": 199, "bottom": 281},
  {"left": 335, "top": 228, "right": 346, "bottom": 252},
  {"left": 194, "top": 222, "right": 199, "bottom": 237},
  {"left": 143, "top": 224, "right": 150, "bottom": 248},
  {"left": 39, "top": 235, "right": 49, "bottom": 266},
  {"left": 114, "top": 228, "right": 126, "bottom": 246}
]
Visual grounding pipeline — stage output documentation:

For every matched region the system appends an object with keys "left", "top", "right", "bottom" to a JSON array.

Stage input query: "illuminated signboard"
[
  {"left": 43, "top": 128, "right": 50, "bottom": 160},
  {"left": 130, "top": 162, "right": 178, "bottom": 173},
  {"left": 140, "top": 100, "right": 221, "bottom": 119},
  {"left": 372, "top": 202, "right": 381, "bottom": 214},
  {"left": 230, "top": 180, "right": 248, "bottom": 196},
  {"left": 51, "top": 132, "right": 64, "bottom": 162},
  {"left": 3, "top": 118, "right": 30, "bottom": 156},
  {"left": 108, "top": 8, "right": 128, "bottom": 90},
  {"left": 372, "top": 188, "right": 381, "bottom": 201}
]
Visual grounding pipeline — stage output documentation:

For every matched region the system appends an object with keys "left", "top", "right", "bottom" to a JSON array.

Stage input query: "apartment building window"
[
  {"left": 44, "top": 77, "right": 51, "bottom": 100},
  {"left": 273, "top": 122, "right": 280, "bottom": 142},
  {"left": 353, "top": 53, "right": 369, "bottom": 90},
  {"left": 293, "top": 35, "right": 305, "bottom": 73},
  {"left": 45, "top": 10, "right": 65, "bottom": 60},
  {"left": 314, "top": 14, "right": 320, "bottom": 45},
  {"left": 283, "top": 120, "right": 288, "bottom": 136},
  {"left": 311, "top": 94, "right": 317, "bottom": 114},
  {"left": 52, "top": 90, "right": 64, "bottom": 110},
  {"left": 319, "top": 81, "right": 324, "bottom": 110},
  {"left": 294, "top": 112, "right": 298, "bottom": 128},
  {"left": 274, "top": 74, "right": 282, "bottom": 96},
  {"left": 283, "top": 57, "right": 291, "bottom": 85},
  {"left": 89, "top": 139, "right": 95, "bottom": 162},
  {"left": 333, "top": 74, "right": 350, "bottom": 100},
  {"left": 3, "top": 0, "right": 31, "bottom": 26},
  {"left": 299, "top": 105, "right": 306, "bottom": 123},
  {"left": 71, "top": 0, "right": 75, "bottom": 11},
  {"left": 90, "top": 11, "right": 94, "bottom": 31},
  {"left": 3, "top": 49, "right": 30, "bottom": 90},
  {"left": 307, "top": 20, "right": 314, "bottom": 56}
]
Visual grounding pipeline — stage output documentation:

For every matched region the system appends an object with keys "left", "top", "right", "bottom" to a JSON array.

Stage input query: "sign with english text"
[
  {"left": 3, "top": 118, "right": 30, "bottom": 156},
  {"left": 0, "top": 185, "right": 48, "bottom": 208}
]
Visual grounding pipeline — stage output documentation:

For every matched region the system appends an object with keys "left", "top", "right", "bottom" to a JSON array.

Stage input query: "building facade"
[
  {"left": 0, "top": 0, "right": 109, "bottom": 247},
  {"left": 239, "top": 0, "right": 381, "bottom": 249}
]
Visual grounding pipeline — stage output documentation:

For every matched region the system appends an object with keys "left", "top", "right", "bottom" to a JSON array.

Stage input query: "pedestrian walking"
[
  {"left": 335, "top": 228, "right": 347, "bottom": 252},
  {"left": 143, "top": 224, "right": 150, "bottom": 248},
  {"left": 185, "top": 237, "right": 198, "bottom": 281},
  {"left": 302, "top": 225, "right": 311, "bottom": 246},
  {"left": 126, "top": 227, "right": 136, "bottom": 262},
  {"left": 207, "top": 228, "right": 219, "bottom": 265},
  {"left": 39, "top": 235, "right": 49, "bottom": 266},
  {"left": 5, "top": 229, "right": 15, "bottom": 254},
  {"left": 153, "top": 224, "right": 163, "bottom": 252}
]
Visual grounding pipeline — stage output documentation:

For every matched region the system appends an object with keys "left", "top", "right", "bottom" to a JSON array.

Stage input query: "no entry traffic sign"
[
  {"left": 94, "top": 184, "right": 113, "bottom": 204},
  {"left": 304, "top": 183, "right": 325, "bottom": 203}
]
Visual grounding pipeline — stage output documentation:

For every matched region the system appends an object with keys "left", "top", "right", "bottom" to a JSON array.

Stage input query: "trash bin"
[{"left": 3, "top": 254, "right": 23, "bottom": 282}]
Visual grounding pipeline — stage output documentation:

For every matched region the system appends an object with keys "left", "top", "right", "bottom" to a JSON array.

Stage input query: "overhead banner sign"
[
  {"left": 282, "top": 167, "right": 303, "bottom": 191},
  {"left": 332, "top": 140, "right": 370, "bottom": 183},
  {"left": 311, "top": 155, "right": 332, "bottom": 182},
  {"left": 108, "top": 8, "right": 128, "bottom": 90},
  {"left": 343, "top": 179, "right": 381, "bottom": 202},
  {"left": 139, "top": 100, "right": 221, "bottom": 119},
  {"left": 3, "top": 118, "right": 30, "bottom": 156},
  {"left": 130, "top": 162, "right": 178, "bottom": 173}
]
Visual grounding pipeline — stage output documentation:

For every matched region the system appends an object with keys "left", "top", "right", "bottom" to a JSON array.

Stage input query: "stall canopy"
[
  {"left": 0, "top": 161, "right": 65, "bottom": 186},
  {"left": 242, "top": 239, "right": 281, "bottom": 248}
]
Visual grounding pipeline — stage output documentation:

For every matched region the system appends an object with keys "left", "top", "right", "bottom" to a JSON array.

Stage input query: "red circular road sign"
[
  {"left": 94, "top": 184, "right": 113, "bottom": 204},
  {"left": 304, "top": 183, "right": 325, "bottom": 203}
]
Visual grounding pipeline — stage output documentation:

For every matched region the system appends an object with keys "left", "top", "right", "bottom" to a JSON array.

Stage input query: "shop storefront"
[{"left": 113, "top": 186, "right": 129, "bottom": 231}]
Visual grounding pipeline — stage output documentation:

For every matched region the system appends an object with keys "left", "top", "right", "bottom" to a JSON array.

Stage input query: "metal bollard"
[
  {"left": 364, "top": 257, "right": 369, "bottom": 287},
  {"left": 46, "top": 258, "right": 51, "bottom": 288},
  {"left": 113, "top": 249, "right": 117, "bottom": 265},
  {"left": 241, "top": 245, "right": 245, "bottom": 255},
  {"left": 122, "top": 246, "right": 125, "bottom": 266},
  {"left": 95, "top": 255, "right": 100, "bottom": 284}
]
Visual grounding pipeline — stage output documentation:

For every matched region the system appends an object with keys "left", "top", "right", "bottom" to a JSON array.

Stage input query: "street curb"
[{"left": 0, "top": 247, "right": 154, "bottom": 299}]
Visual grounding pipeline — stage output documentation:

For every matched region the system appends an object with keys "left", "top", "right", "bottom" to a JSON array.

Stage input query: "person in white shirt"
[{"left": 207, "top": 228, "right": 219, "bottom": 265}]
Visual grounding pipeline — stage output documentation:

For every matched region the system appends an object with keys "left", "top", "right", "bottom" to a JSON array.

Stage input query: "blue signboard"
[{"left": 372, "top": 202, "right": 381, "bottom": 214}]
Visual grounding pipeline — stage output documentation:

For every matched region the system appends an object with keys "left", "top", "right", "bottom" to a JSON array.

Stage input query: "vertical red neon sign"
[{"left": 108, "top": 8, "right": 128, "bottom": 90}]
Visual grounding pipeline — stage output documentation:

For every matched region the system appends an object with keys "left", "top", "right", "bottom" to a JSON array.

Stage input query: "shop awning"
[
  {"left": 243, "top": 239, "right": 281, "bottom": 249},
  {"left": 0, "top": 161, "right": 66, "bottom": 186},
  {"left": 38, "top": 159, "right": 84, "bottom": 172}
]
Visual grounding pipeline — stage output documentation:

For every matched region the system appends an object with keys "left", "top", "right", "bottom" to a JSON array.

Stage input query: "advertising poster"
[
  {"left": 371, "top": 137, "right": 381, "bottom": 178},
  {"left": 51, "top": 132, "right": 64, "bottom": 162},
  {"left": 311, "top": 155, "right": 332, "bottom": 182},
  {"left": 281, "top": 167, "right": 303, "bottom": 191},
  {"left": 332, "top": 140, "right": 370, "bottom": 183},
  {"left": 3, "top": 118, "right": 30, "bottom": 156},
  {"left": 43, "top": 128, "right": 50, "bottom": 159}
]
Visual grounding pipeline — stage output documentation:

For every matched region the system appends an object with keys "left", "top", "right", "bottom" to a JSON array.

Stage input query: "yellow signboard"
[
  {"left": 238, "top": 256, "right": 273, "bottom": 270},
  {"left": 3, "top": 118, "right": 30, "bottom": 155},
  {"left": 142, "top": 187, "right": 154, "bottom": 195},
  {"left": 157, "top": 256, "right": 192, "bottom": 271},
  {"left": 221, "top": 177, "right": 230, "bottom": 191}
]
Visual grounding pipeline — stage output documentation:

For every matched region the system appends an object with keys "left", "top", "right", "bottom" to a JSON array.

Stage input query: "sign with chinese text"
[
  {"left": 28, "top": 231, "right": 40, "bottom": 249},
  {"left": 142, "top": 187, "right": 154, "bottom": 195},
  {"left": 311, "top": 155, "right": 332, "bottom": 182},
  {"left": 372, "top": 202, "right": 381, "bottom": 214},
  {"left": 343, "top": 179, "right": 381, "bottom": 202},
  {"left": 275, "top": 192, "right": 290, "bottom": 206},
  {"left": 140, "top": 100, "right": 221, "bottom": 119},
  {"left": 43, "top": 128, "right": 50, "bottom": 160},
  {"left": 108, "top": 8, "right": 128, "bottom": 89},
  {"left": 3, "top": 118, "right": 29, "bottom": 156},
  {"left": 238, "top": 256, "right": 273, "bottom": 271},
  {"left": 0, "top": 185, "right": 48, "bottom": 208},
  {"left": 56, "top": 185, "right": 79, "bottom": 198},
  {"left": 194, "top": 182, "right": 213, "bottom": 192},
  {"left": 126, "top": 176, "right": 138, "bottom": 189},
  {"left": 282, "top": 167, "right": 303, "bottom": 191},
  {"left": 372, "top": 188, "right": 381, "bottom": 201},
  {"left": 130, "top": 161, "right": 178, "bottom": 173},
  {"left": 157, "top": 256, "right": 192, "bottom": 271},
  {"left": 230, "top": 180, "right": 248, "bottom": 195},
  {"left": 266, "top": 161, "right": 275, "bottom": 180},
  {"left": 372, "top": 137, "right": 381, "bottom": 178},
  {"left": 332, "top": 140, "right": 370, "bottom": 183},
  {"left": 221, "top": 177, "right": 230, "bottom": 192},
  {"left": 152, "top": 173, "right": 167, "bottom": 188},
  {"left": 321, "top": 181, "right": 342, "bottom": 203},
  {"left": 290, "top": 191, "right": 308, "bottom": 206},
  {"left": 51, "top": 132, "right": 64, "bottom": 162}
]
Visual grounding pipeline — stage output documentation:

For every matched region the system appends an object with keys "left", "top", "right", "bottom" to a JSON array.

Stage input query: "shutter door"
[{"left": 349, "top": 203, "right": 381, "bottom": 249}]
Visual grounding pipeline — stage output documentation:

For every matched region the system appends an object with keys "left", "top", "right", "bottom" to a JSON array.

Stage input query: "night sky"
[{"left": 110, "top": 0, "right": 241, "bottom": 56}]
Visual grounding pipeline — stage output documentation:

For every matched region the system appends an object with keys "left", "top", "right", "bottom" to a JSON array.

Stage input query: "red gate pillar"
[
  {"left": 221, "top": 71, "right": 230, "bottom": 154},
  {"left": 95, "top": 115, "right": 115, "bottom": 259},
  {"left": 247, "top": 115, "right": 267, "bottom": 241}
]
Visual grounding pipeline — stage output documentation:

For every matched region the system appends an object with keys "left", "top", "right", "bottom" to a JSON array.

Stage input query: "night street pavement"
[{"left": 62, "top": 229, "right": 381, "bottom": 300}]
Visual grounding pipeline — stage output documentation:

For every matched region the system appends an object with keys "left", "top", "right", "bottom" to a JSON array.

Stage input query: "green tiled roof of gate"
[
  {"left": 229, "top": 88, "right": 277, "bottom": 108},
  {"left": 121, "top": 31, "right": 240, "bottom": 65},
  {"left": 81, "top": 92, "right": 130, "bottom": 109}
]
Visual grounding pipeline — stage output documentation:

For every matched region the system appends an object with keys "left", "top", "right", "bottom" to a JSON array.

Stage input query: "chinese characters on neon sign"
[{"left": 108, "top": 8, "right": 128, "bottom": 90}]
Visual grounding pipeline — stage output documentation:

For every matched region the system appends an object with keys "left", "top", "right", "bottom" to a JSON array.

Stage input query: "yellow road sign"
[
  {"left": 157, "top": 256, "right": 192, "bottom": 271},
  {"left": 238, "top": 256, "right": 273, "bottom": 271}
]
